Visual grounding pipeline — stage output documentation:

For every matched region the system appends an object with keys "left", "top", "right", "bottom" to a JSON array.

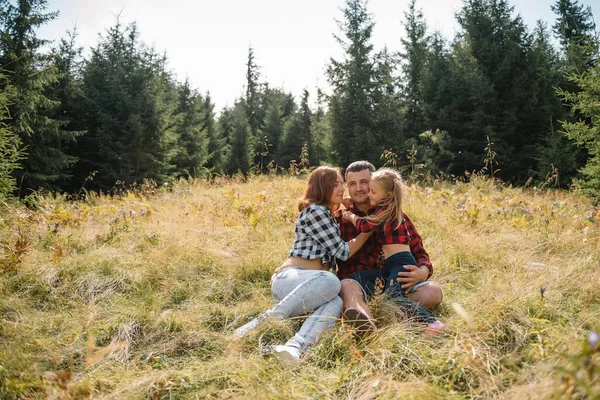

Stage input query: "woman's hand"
[{"left": 270, "top": 265, "right": 286, "bottom": 285}]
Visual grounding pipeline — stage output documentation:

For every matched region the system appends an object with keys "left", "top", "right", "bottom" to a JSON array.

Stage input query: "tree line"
[{"left": 0, "top": 0, "right": 598, "bottom": 198}]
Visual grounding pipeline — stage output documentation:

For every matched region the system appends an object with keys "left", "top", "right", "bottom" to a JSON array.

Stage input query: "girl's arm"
[
  {"left": 347, "top": 231, "right": 373, "bottom": 258},
  {"left": 343, "top": 210, "right": 379, "bottom": 233}
]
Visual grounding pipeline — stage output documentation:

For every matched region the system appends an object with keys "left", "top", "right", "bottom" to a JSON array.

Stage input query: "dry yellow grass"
[{"left": 0, "top": 174, "right": 598, "bottom": 399}]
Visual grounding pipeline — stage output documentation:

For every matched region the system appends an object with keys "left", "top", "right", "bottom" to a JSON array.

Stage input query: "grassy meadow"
[{"left": 0, "top": 174, "right": 599, "bottom": 399}]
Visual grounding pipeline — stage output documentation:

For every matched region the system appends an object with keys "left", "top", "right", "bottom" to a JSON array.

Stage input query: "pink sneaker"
[{"left": 423, "top": 320, "right": 446, "bottom": 339}]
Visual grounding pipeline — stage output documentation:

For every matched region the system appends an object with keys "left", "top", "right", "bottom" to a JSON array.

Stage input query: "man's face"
[{"left": 345, "top": 169, "right": 371, "bottom": 205}]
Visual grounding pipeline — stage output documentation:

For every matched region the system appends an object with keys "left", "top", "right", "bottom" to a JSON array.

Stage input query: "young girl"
[
  {"left": 234, "top": 166, "right": 372, "bottom": 364},
  {"left": 342, "top": 168, "right": 445, "bottom": 336}
]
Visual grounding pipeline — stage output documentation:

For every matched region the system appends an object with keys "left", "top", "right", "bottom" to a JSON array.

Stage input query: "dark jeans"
[{"left": 351, "top": 251, "right": 436, "bottom": 324}]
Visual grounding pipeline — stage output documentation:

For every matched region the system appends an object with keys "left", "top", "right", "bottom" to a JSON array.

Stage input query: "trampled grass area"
[{"left": 0, "top": 175, "right": 598, "bottom": 399}]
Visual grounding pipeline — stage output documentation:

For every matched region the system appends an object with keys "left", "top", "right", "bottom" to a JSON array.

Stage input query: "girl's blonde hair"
[
  {"left": 297, "top": 166, "right": 342, "bottom": 213},
  {"left": 365, "top": 168, "right": 403, "bottom": 229}
]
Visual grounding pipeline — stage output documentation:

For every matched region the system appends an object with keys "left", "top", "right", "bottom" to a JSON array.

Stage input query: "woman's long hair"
[
  {"left": 365, "top": 168, "right": 403, "bottom": 229},
  {"left": 297, "top": 166, "right": 342, "bottom": 213}
]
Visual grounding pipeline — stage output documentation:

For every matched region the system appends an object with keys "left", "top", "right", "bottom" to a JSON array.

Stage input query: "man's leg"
[
  {"left": 340, "top": 278, "right": 377, "bottom": 334},
  {"left": 340, "top": 279, "right": 373, "bottom": 320},
  {"left": 407, "top": 281, "right": 443, "bottom": 310}
]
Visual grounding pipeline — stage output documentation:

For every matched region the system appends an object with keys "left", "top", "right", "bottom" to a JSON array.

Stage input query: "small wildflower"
[
  {"left": 53, "top": 222, "right": 60, "bottom": 234},
  {"left": 140, "top": 210, "right": 147, "bottom": 216},
  {"left": 540, "top": 285, "right": 548, "bottom": 299},
  {"left": 111, "top": 216, "right": 119, "bottom": 224},
  {"left": 589, "top": 331, "right": 599, "bottom": 349}
]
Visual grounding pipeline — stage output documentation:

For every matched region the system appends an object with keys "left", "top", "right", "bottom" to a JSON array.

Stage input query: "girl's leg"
[
  {"left": 351, "top": 268, "right": 388, "bottom": 298},
  {"left": 273, "top": 296, "right": 344, "bottom": 365},
  {"left": 234, "top": 268, "right": 340, "bottom": 338},
  {"left": 385, "top": 252, "right": 437, "bottom": 325}
]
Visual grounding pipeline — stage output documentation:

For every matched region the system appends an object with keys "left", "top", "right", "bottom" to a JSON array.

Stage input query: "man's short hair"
[{"left": 345, "top": 161, "right": 375, "bottom": 179}]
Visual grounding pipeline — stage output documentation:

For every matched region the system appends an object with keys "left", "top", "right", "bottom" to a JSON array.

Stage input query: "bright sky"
[{"left": 39, "top": 0, "right": 597, "bottom": 111}]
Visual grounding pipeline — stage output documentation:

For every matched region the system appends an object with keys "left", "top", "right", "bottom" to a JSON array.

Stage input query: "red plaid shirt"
[{"left": 336, "top": 203, "right": 433, "bottom": 279}]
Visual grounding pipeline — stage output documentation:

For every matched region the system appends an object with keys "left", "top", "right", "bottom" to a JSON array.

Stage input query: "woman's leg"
[
  {"left": 270, "top": 268, "right": 341, "bottom": 317},
  {"left": 273, "top": 296, "right": 344, "bottom": 364},
  {"left": 234, "top": 268, "right": 340, "bottom": 338}
]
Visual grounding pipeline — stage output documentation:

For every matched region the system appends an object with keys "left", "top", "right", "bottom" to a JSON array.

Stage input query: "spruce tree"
[
  {"left": 399, "top": 0, "right": 428, "bottom": 141},
  {"left": 552, "top": 0, "right": 597, "bottom": 75},
  {"left": 299, "top": 89, "right": 315, "bottom": 166},
  {"left": 0, "top": 74, "right": 22, "bottom": 198},
  {"left": 171, "top": 79, "right": 209, "bottom": 178},
  {"left": 204, "top": 93, "right": 224, "bottom": 174},
  {"left": 0, "top": 0, "right": 78, "bottom": 193},
  {"left": 223, "top": 102, "right": 252, "bottom": 175},
  {"left": 455, "top": 0, "right": 550, "bottom": 182},
  {"left": 77, "top": 21, "right": 177, "bottom": 190},
  {"left": 327, "top": 0, "right": 377, "bottom": 168},
  {"left": 47, "top": 28, "right": 86, "bottom": 191},
  {"left": 558, "top": 60, "right": 600, "bottom": 195}
]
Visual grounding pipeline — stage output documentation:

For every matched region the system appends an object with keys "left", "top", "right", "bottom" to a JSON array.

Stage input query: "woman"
[{"left": 234, "top": 166, "right": 371, "bottom": 365}]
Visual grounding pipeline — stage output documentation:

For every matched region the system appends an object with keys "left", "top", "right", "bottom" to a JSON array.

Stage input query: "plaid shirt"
[
  {"left": 289, "top": 203, "right": 350, "bottom": 266},
  {"left": 336, "top": 204, "right": 433, "bottom": 279}
]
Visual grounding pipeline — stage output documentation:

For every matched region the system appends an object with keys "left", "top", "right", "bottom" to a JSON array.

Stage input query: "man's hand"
[{"left": 396, "top": 265, "right": 429, "bottom": 292}]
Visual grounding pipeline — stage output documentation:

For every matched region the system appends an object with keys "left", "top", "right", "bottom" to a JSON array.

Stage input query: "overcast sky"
[{"left": 39, "top": 0, "right": 597, "bottom": 111}]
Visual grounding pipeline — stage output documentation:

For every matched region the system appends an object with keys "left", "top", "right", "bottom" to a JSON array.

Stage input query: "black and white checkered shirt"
[{"left": 289, "top": 203, "right": 350, "bottom": 265}]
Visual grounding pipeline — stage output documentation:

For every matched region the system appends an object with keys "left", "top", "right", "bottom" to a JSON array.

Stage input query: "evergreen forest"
[{"left": 0, "top": 0, "right": 599, "bottom": 198}]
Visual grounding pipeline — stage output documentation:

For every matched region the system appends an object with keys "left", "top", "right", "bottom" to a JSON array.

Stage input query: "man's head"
[{"left": 344, "top": 161, "right": 375, "bottom": 206}]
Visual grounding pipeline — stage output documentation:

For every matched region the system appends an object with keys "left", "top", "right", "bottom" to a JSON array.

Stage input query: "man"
[{"left": 336, "top": 161, "right": 443, "bottom": 331}]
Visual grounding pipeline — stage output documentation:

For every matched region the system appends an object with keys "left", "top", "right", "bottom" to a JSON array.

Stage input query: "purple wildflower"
[{"left": 589, "top": 331, "right": 599, "bottom": 349}]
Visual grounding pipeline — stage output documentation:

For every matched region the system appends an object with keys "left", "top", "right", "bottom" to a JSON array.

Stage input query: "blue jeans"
[
  {"left": 351, "top": 252, "right": 436, "bottom": 324},
  {"left": 269, "top": 267, "right": 343, "bottom": 353}
]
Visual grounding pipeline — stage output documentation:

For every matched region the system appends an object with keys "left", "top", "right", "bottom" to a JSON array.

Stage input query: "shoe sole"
[
  {"left": 342, "top": 308, "right": 377, "bottom": 336},
  {"left": 272, "top": 347, "right": 301, "bottom": 367}
]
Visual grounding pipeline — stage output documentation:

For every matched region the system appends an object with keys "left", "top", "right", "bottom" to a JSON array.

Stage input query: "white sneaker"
[
  {"left": 272, "top": 345, "right": 301, "bottom": 366},
  {"left": 233, "top": 317, "right": 259, "bottom": 339}
]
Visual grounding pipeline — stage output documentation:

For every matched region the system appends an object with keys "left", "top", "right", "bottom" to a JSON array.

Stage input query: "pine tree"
[
  {"left": 244, "top": 46, "right": 266, "bottom": 170},
  {"left": 76, "top": 21, "right": 177, "bottom": 190},
  {"left": 372, "top": 47, "right": 403, "bottom": 167},
  {"left": 327, "top": 0, "right": 377, "bottom": 168},
  {"left": 310, "top": 89, "right": 333, "bottom": 165},
  {"left": 204, "top": 93, "right": 224, "bottom": 174},
  {"left": 171, "top": 79, "right": 209, "bottom": 178},
  {"left": 455, "top": 0, "right": 550, "bottom": 182},
  {"left": 223, "top": 102, "right": 252, "bottom": 175},
  {"left": 261, "top": 87, "right": 289, "bottom": 169},
  {"left": 0, "top": 74, "right": 23, "bottom": 198},
  {"left": 47, "top": 28, "right": 86, "bottom": 191},
  {"left": 399, "top": 0, "right": 428, "bottom": 141},
  {"left": 552, "top": 0, "right": 597, "bottom": 75},
  {"left": 529, "top": 22, "right": 577, "bottom": 185},
  {"left": 0, "top": 0, "right": 78, "bottom": 193},
  {"left": 558, "top": 60, "right": 600, "bottom": 195},
  {"left": 299, "top": 89, "right": 315, "bottom": 166}
]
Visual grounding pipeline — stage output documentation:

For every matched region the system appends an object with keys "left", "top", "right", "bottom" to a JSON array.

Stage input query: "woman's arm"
[{"left": 301, "top": 206, "right": 371, "bottom": 261}]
